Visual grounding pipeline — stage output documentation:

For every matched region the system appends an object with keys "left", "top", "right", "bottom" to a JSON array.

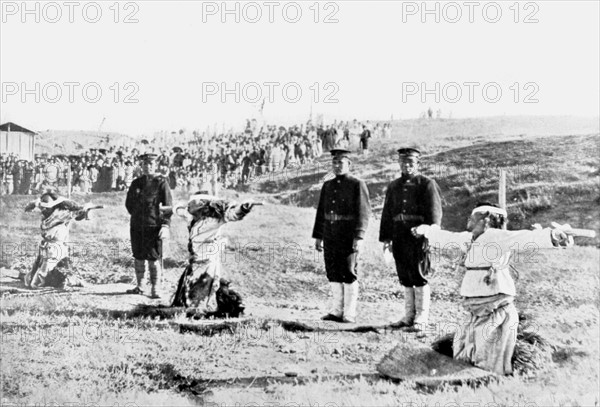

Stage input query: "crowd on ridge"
[{"left": 1, "top": 120, "right": 392, "bottom": 195}]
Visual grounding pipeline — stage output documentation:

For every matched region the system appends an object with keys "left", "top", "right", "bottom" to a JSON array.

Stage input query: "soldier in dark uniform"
[
  {"left": 312, "top": 148, "right": 371, "bottom": 323},
  {"left": 125, "top": 153, "right": 173, "bottom": 298},
  {"left": 379, "top": 148, "right": 442, "bottom": 330}
]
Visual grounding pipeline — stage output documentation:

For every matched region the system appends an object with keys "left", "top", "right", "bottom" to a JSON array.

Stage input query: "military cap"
[
  {"left": 139, "top": 153, "right": 158, "bottom": 162},
  {"left": 330, "top": 148, "right": 352, "bottom": 158},
  {"left": 397, "top": 148, "right": 421, "bottom": 159}
]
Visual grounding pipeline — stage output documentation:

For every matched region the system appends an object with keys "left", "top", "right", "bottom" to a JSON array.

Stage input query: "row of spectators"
[{"left": 0, "top": 120, "right": 391, "bottom": 195}]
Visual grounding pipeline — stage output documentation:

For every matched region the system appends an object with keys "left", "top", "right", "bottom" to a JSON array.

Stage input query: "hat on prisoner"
[
  {"left": 39, "top": 190, "right": 66, "bottom": 209},
  {"left": 330, "top": 148, "right": 352, "bottom": 159},
  {"left": 471, "top": 202, "right": 508, "bottom": 218},
  {"left": 189, "top": 190, "right": 220, "bottom": 202},
  {"left": 397, "top": 148, "right": 421, "bottom": 160},
  {"left": 187, "top": 190, "right": 224, "bottom": 214}
]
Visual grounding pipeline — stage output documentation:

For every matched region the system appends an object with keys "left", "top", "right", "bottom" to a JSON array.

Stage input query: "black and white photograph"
[{"left": 1, "top": 1, "right": 599, "bottom": 405}]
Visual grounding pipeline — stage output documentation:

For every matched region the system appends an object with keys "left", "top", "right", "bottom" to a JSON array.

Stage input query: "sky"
[{"left": 1, "top": 0, "right": 599, "bottom": 135}]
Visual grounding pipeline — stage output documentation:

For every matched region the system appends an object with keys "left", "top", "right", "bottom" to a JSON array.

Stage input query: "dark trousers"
[
  {"left": 323, "top": 242, "right": 358, "bottom": 284},
  {"left": 392, "top": 228, "right": 430, "bottom": 287},
  {"left": 130, "top": 226, "right": 162, "bottom": 260}
]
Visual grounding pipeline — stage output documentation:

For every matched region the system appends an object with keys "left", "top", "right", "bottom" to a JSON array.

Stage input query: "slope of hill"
[
  {"left": 387, "top": 115, "right": 599, "bottom": 147},
  {"left": 243, "top": 119, "right": 600, "bottom": 246},
  {"left": 34, "top": 130, "right": 137, "bottom": 155},
  {"left": 31, "top": 115, "right": 599, "bottom": 156}
]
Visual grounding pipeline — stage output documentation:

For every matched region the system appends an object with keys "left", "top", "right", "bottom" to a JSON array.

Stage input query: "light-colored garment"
[
  {"left": 78, "top": 168, "right": 91, "bottom": 193},
  {"left": 425, "top": 228, "right": 553, "bottom": 297},
  {"left": 26, "top": 208, "right": 77, "bottom": 287},
  {"left": 453, "top": 294, "right": 518, "bottom": 375},
  {"left": 174, "top": 203, "right": 246, "bottom": 312},
  {"left": 124, "top": 166, "right": 134, "bottom": 187}
]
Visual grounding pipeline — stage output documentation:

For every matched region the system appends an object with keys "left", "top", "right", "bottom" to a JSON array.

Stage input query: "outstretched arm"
[
  {"left": 24, "top": 199, "right": 40, "bottom": 212},
  {"left": 74, "top": 204, "right": 104, "bottom": 221},
  {"left": 412, "top": 224, "right": 472, "bottom": 254},
  {"left": 224, "top": 201, "right": 260, "bottom": 222}
]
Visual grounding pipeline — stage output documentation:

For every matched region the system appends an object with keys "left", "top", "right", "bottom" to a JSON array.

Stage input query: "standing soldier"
[
  {"left": 125, "top": 153, "right": 173, "bottom": 298},
  {"left": 379, "top": 148, "right": 442, "bottom": 330},
  {"left": 313, "top": 148, "right": 371, "bottom": 323}
]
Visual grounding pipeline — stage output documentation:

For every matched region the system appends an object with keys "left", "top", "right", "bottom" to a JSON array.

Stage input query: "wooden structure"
[{"left": 0, "top": 122, "right": 37, "bottom": 161}]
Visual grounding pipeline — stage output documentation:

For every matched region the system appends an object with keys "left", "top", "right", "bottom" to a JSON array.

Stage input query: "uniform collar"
[{"left": 400, "top": 173, "right": 417, "bottom": 182}]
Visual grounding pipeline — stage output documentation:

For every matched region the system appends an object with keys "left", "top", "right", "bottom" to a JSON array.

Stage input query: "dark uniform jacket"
[
  {"left": 379, "top": 174, "right": 442, "bottom": 242},
  {"left": 126, "top": 174, "right": 173, "bottom": 229},
  {"left": 312, "top": 173, "right": 370, "bottom": 283},
  {"left": 312, "top": 174, "right": 371, "bottom": 244},
  {"left": 379, "top": 173, "right": 442, "bottom": 286}
]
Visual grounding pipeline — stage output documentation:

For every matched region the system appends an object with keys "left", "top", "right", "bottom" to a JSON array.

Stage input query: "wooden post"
[
  {"left": 67, "top": 164, "right": 72, "bottom": 199},
  {"left": 499, "top": 169, "right": 506, "bottom": 209},
  {"left": 499, "top": 169, "right": 507, "bottom": 229}
]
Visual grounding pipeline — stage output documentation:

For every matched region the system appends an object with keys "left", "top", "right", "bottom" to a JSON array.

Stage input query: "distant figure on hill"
[{"left": 359, "top": 125, "right": 371, "bottom": 155}]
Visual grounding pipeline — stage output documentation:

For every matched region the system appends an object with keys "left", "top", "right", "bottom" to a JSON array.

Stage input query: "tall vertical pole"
[
  {"left": 499, "top": 169, "right": 507, "bottom": 229},
  {"left": 67, "top": 164, "right": 72, "bottom": 199}
]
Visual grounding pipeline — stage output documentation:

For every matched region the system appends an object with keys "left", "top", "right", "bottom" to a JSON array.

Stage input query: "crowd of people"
[{"left": 0, "top": 119, "right": 392, "bottom": 196}]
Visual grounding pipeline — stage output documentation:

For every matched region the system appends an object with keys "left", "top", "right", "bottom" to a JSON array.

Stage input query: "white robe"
[{"left": 173, "top": 203, "right": 246, "bottom": 312}]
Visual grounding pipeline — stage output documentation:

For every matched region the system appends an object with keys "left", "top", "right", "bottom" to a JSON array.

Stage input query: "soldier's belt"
[
  {"left": 393, "top": 214, "right": 424, "bottom": 222},
  {"left": 325, "top": 214, "right": 355, "bottom": 222}
]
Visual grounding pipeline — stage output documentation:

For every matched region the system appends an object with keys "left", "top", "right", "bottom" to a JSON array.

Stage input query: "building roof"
[{"left": 0, "top": 122, "right": 37, "bottom": 134}]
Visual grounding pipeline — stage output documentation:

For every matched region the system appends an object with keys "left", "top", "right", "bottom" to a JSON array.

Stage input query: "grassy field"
[{"left": 1, "top": 116, "right": 599, "bottom": 406}]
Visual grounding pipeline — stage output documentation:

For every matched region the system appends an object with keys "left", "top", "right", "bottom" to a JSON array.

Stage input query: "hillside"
[
  {"left": 34, "top": 130, "right": 137, "bottom": 155},
  {"left": 30, "top": 115, "right": 599, "bottom": 156},
  {"left": 243, "top": 122, "right": 600, "bottom": 246}
]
